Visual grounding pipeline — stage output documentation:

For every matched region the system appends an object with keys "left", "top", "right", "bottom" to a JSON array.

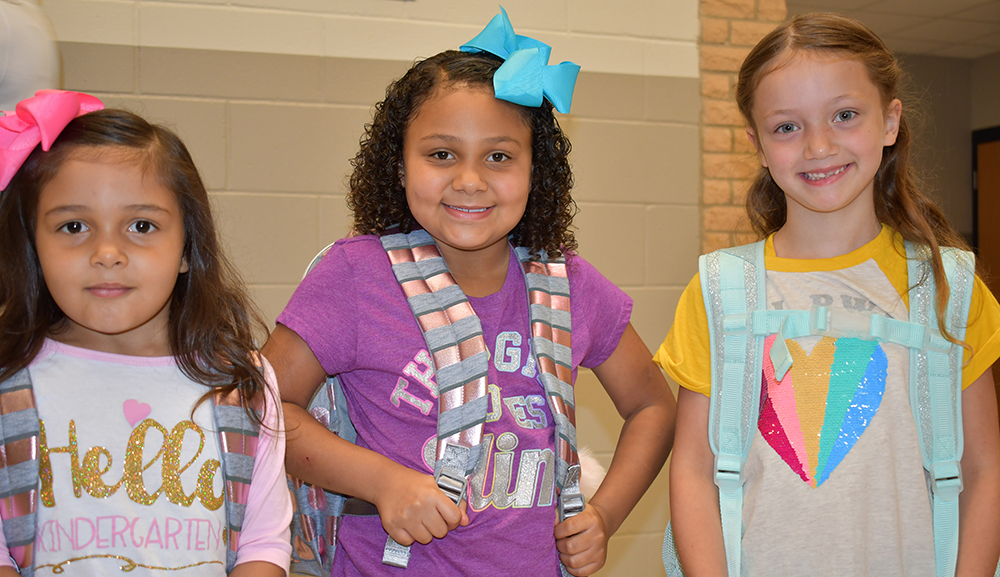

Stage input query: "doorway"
[{"left": 972, "top": 127, "right": 1000, "bottom": 418}]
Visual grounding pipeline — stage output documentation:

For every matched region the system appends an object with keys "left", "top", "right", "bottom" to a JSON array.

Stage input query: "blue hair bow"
[{"left": 460, "top": 7, "right": 580, "bottom": 114}]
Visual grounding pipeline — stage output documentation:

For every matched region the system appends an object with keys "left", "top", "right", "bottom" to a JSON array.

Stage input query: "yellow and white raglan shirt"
[{"left": 656, "top": 225, "right": 1000, "bottom": 576}]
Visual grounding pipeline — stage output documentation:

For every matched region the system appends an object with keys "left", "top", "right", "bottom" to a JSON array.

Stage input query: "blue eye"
[
  {"left": 128, "top": 220, "right": 157, "bottom": 234},
  {"left": 58, "top": 221, "right": 88, "bottom": 234},
  {"left": 836, "top": 110, "right": 857, "bottom": 122},
  {"left": 776, "top": 123, "right": 797, "bottom": 134}
]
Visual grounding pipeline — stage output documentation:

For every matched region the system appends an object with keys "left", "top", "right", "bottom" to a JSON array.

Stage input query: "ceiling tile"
[
  {"left": 953, "top": 2, "right": 1000, "bottom": 23},
  {"left": 972, "top": 32, "right": 1000, "bottom": 48},
  {"left": 865, "top": 0, "right": 990, "bottom": 18},
  {"left": 786, "top": 0, "right": 879, "bottom": 12},
  {"left": 931, "top": 44, "right": 1000, "bottom": 58},
  {"left": 776, "top": 0, "right": 1000, "bottom": 59},
  {"left": 880, "top": 37, "right": 949, "bottom": 54},
  {"left": 843, "top": 10, "right": 931, "bottom": 36},
  {"left": 893, "top": 19, "right": 999, "bottom": 43}
]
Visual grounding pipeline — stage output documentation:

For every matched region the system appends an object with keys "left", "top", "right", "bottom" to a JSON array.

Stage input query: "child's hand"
[
  {"left": 553, "top": 502, "right": 611, "bottom": 576},
  {"left": 373, "top": 465, "right": 470, "bottom": 546}
]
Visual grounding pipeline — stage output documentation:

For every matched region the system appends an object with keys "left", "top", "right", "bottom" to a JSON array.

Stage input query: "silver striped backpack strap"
[
  {"left": 905, "top": 242, "right": 975, "bottom": 577},
  {"left": 0, "top": 368, "right": 41, "bottom": 577},
  {"left": 380, "top": 228, "right": 491, "bottom": 568},
  {"left": 513, "top": 247, "right": 583, "bottom": 555},
  {"left": 380, "top": 230, "right": 578, "bottom": 573},
  {"left": 212, "top": 386, "right": 264, "bottom": 574}
]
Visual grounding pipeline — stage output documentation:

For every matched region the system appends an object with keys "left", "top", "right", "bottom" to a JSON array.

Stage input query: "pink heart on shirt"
[{"left": 123, "top": 399, "right": 151, "bottom": 427}]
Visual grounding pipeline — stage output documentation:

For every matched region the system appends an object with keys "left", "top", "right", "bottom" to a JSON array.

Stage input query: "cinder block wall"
[{"left": 41, "top": 0, "right": 702, "bottom": 574}]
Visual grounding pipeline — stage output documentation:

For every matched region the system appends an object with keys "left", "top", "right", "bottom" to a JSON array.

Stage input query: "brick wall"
[{"left": 700, "top": 0, "right": 787, "bottom": 252}]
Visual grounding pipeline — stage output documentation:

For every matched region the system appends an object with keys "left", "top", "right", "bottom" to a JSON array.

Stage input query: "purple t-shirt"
[{"left": 278, "top": 235, "right": 632, "bottom": 576}]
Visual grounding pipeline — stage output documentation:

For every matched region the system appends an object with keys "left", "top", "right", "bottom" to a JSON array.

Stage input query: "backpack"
[
  {"left": 662, "top": 240, "right": 1000, "bottom": 577},
  {"left": 287, "top": 228, "right": 583, "bottom": 576},
  {"left": 0, "top": 367, "right": 263, "bottom": 576}
]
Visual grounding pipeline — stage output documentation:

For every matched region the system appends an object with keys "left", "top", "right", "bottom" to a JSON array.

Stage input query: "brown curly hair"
[
  {"left": 735, "top": 13, "right": 972, "bottom": 347},
  {"left": 348, "top": 49, "right": 577, "bottom": 258}
]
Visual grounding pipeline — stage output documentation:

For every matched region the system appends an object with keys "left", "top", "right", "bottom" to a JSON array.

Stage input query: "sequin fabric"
[{"left": 758, "top": 335, "right": 887, "bottom": 487}]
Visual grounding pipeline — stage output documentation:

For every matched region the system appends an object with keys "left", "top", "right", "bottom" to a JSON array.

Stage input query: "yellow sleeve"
[
  {"left": 653, "top": 273, "right": 712, "bottom": 397},
  {"left": 962, "top": 276, "right": 1000, "bottom": 388}
]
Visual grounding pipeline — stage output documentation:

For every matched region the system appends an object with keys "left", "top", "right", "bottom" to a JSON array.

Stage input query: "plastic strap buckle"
[
  {"left": 558, "top": 464, "right": 585, "bottom": 521},
  {"left": 382, "top": 537, "right": 412, "bottom": 568},
  {"left": 924, "top": 331, "right": 953, "bottom": 354},
  {"left": 929, "top": 461, "right": 963, "bottom": 502},
  {"left": 436, "top": 443, "right": 471, "bottom": 505},
  {"left": 437, "top": 472, "right": 465, "bottom": 505},
  {"left": 722, "top": 313, "right": 751, "bottom": 335},
  {"left": 383, "top": 443, "right": 471, "bottom": 568},
  {"left": 714, "top": 453, "right": 743, "bottom": 494},
  {"left": 810, "top": 306, "right": 874, "bottom": 340}
]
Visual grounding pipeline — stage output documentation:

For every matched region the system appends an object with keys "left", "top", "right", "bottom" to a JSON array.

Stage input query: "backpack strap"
[
  {"left": 513, "top": 247, "right": 583, "bottom": 528},
  {"left": 904, "top": 242, "right": 974, "bottom": 577},
  {"left": 701, "top": 240, "right": 767, "bottom": 577},
  {"left": 380, "top": 229, "right": 580, "bottom": 573},
  {"left": 212, "top": 386, "right": 264, "bottom": 574},
  {"left": 380, "top": 228, "right": 492, "bottom": 568},
  {"left": 0, "top": 368, "right": 40, "bottom": 577}
]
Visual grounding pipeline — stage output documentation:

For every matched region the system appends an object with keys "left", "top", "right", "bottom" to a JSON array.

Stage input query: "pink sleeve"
[
  {"left": 234, "top": 356, "right": 292, "bottom": 573},
  {"left": 0, "top": 524, "right": 11, "bottom": 568}
]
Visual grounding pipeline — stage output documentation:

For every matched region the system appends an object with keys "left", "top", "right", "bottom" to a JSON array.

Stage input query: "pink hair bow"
[{"left": 0, "top": 90, "right": 104, "bottom": 190}]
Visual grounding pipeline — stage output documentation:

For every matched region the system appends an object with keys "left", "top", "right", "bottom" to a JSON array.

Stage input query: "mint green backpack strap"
[
  {"left": 905, "top": 242, "right": 975, "bottom": 577},
  {"left": 662, "top": 241, "right": 767, "bottom": 577},
  {"left": 706, "top": 241, "right": 767, "bottom": 577}
]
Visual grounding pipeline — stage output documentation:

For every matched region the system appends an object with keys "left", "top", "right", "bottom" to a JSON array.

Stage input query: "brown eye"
[
  {"left": 128, "top": 220, "right": 156, "bottom": 234},
  {"left": 59, "top": 221, "right": 88, "bottom": 234}
]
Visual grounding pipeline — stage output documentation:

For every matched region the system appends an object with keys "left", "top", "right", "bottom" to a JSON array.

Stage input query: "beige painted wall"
[
  {"left": 898, "top": 54, "right": 973, "bottom": 238},
  {"left": 41, "top": 0, "right": 702, "bottom": 574}
]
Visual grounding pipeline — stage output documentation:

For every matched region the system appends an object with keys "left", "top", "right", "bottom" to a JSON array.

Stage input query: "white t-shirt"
[
  {"left": 0, "top": 339, "right": 292, "bottom": 576},
  {"left": 656, "top": 228, "right": 1000, "bottom": 575}
]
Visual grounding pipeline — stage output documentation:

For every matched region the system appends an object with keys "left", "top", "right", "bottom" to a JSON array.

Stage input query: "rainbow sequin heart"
[{"left": 758, "top": 334, "right": 887, "bottom": 487}]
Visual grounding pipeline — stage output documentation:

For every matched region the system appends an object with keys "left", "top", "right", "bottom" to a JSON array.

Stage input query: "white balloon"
[{"left": 0, "top": 0, "right": 60, "bottom": 111}]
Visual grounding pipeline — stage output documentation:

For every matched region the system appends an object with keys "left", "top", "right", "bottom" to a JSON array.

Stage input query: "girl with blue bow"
[{"left": 264, "top": 8, "right": 676, "bottom": 577}]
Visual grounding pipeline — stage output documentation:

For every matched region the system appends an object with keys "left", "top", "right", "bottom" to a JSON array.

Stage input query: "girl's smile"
[
  {"left": 747, "top": 52, "right": 901, "bottom": 232},
  {"left": 34, "top": 153, "right": 188, "bottom": 356},
  {"left": 402, "top": 86, "right": 532, "bottom": 283}
]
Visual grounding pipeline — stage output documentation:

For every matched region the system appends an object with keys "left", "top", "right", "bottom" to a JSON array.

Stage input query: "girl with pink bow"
[
  {"left": 0, "top": 90, "right": 293, "bottom": 576},
  {"left": 264, "top": 8, "right": 676, "bottom": 577}
]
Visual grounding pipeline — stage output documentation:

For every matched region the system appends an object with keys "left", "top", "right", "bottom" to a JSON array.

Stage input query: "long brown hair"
[
  {"left": 348, "top": 49, "right": 577, "bottom": 258},
  {"left": 0, "top": 109, "right": 270, "bottom": 423},
  {"left": 735, "top": 12, "right": 970, "bottom": 343}
]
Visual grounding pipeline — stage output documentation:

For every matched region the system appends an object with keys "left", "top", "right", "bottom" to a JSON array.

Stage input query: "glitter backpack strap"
[
  {"left": 904, "top": 242, "right": 977, "bottom": 577},
  {"left": 664, "top": 241, "right": 767, "bottom": 577},
  {"left": 211, "top": 386, "right": 263, "bottom": 574},
  {"left": 0, "top": 368, "right": 41, "bottom": 577}
]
